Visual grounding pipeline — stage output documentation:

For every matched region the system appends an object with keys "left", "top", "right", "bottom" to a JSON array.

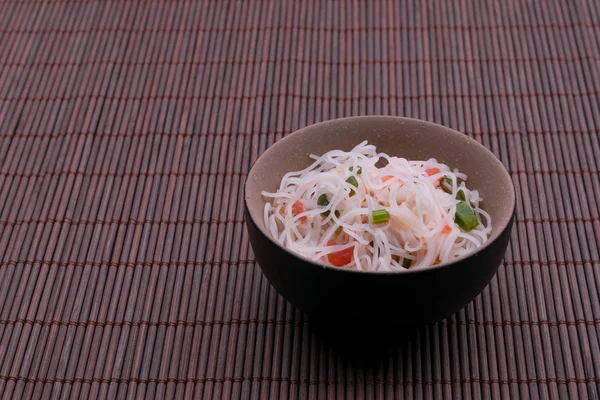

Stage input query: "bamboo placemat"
[{"left": 1, "top": 0, "right": 599, "bottom": 398}]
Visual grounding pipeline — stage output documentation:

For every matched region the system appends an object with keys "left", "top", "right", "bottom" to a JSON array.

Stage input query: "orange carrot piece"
[
  {"left": 425, "top": 167, "right": 441, "bottom": 176},
  {"left": 326, "top": 240, "right": 354, "bottom": 267},
  {"left": 292, "top": 200, "right": 307, "bottom": 221}
]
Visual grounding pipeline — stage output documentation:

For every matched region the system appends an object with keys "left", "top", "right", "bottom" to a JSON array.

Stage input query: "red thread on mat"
[
  {"left": 502, "top": 260, "right": 600, "bottom": 267},
  {"left": 512, "top": 169, "right": 600, "bottom": 175},
  {"left": 0, "top": 0, "right": 199, "bottom": 4},
  {"left": 469, "top": 129, "right": 600, "bottom": 136},
  {"left": 1, "top": 22, "right": 598, "bottom": 35},
  {"left": 0, "top": 317, "right": 598, "bottom": 329},
  {"left": 516, "top": 217, "right": 598, "bottom": 224},
  {"left": 0, "top": 130, "right": 269, "bottom": 139},
  {"left": 441, "top": 319, "right": 600, "bottom": 328},
  {"left": 1, "top": 258, "right": 598, "bottom": 269},
  {"left": 0, "top": 217, "right": 245, "bottom": 227},
  {"left": 0, "top": 259, "right": 255, "bottom": 269},
  {"left": 1, "top": 91, "right": 599, "bottom": 102},
  {"left": 0, "top": 216, "right": 597, "bottom": 227},
  {"left": 0, "top": 170, "right": 248, "bottom": 179},
  {"left": 0, "top": 374, "right": 598, "bottom": 386},
  {"left": 0, "top": 318, "right": 302, "bottom": 329},
  {"left": 1, "top": 55, "right": 599, "bottom": 69},
  {"left": 0, "top": 128, "right": 597, "bottom": 140},
  {"left": 1, "top": 168, "right": 599, "bottom": 180}
]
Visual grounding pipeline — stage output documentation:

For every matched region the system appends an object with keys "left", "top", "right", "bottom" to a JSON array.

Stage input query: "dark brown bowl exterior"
[
  {"left": 245, "top": 116, "right": 516, "bottom": 325},
  {"left": 246, "top": 211, "right": 513, "bottom": 325}
]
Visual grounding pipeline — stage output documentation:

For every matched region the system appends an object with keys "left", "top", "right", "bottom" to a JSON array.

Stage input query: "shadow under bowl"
[{"left": 245, "top": 116, "right": 515, "bottom": 326}]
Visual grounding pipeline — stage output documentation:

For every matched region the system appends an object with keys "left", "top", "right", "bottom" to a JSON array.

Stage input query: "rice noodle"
[{"left": 262, "top": 141, "right": 492, "bottom": 271}]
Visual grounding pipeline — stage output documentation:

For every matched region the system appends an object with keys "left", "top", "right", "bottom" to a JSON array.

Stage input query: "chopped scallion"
[
  {"left": 441, "top": 177, "right": 453, "bottom": 194},
  {"left": 317, "top": 194, "right": 329, "bottom": 207},
  {"left": 441, "top": 178, "right": 466, "bottom": 201},
  {"left": 346, "top": 176, "right": 359, "bottom": 187},
  {"left": 372, "top": 209, "right": 390, "bottom": 224},
  {"left": 349, "top": 166, "right": 362, "bottom": 174},
  {"left": 335, "top": 225, "right": 343, "bottom": 235},
  {"left": 324, "top": 208, "right": 341, "bottom": 218},
  {"left": 346, "top": 176, "right": 359, "bottom": 197},
  {"left": 454, "top": 201, "right": 479, "bottom": 231}
]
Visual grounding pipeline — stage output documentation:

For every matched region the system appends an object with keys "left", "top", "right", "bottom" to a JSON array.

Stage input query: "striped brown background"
[{"left": 1, "top": 0, "right": 600, "bottom": 398}]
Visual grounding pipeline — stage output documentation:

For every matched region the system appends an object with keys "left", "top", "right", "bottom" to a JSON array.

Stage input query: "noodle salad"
[{"left": 262, "top": 141, "right": 492, "bottom": 272}]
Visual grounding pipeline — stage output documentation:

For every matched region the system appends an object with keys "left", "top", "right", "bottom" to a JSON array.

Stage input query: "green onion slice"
[
  {"left": 349, "top": 166, "right": 362, "bottom": 174},
  {"left": 441, "top": 177, "right": 453, "bottom": 194},
  {"left": 346, "top": 176, "right": 359, "bottom": 197},
  {"left": 441, "top": 178, "right": 466, "bottom": 201},
  {"left": 317, "top": 194, "right": 329, "bottom": 207},
  {"left": 454, "top": 201, "right": 479, "bottom": 231},
  {"left": 372, "top": 209, "right": 390, "bottom": 224}
]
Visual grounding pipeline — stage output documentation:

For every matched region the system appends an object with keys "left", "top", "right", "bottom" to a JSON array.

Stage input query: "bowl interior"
[{"left": 245, "top": 116, "right": 515, "bottom": 270}]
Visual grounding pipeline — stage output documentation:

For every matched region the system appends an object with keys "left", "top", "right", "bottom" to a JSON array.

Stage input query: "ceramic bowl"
[{"left": 245, "top": 116, "right": 515, "bottom": 326}]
